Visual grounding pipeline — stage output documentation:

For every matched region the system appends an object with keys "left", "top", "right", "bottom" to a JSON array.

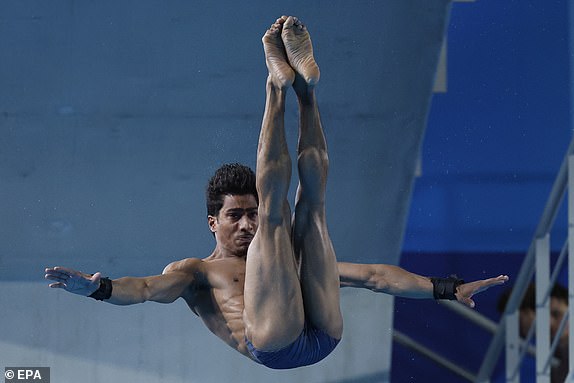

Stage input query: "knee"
[
  {"left": 256, "top": 169, "right": 291, "bottom": 215},
  {"left": 256, "top": 157, "right": 292, "bottom": 193},
  {"left": 257, "top": 203, "right": 290, "bottom": 227},
  {"left": 298, "top": 147, "right": 328, "bottom": 171},
  {"left": 297, "top": 149, "right": 328, "bottom": 189}
]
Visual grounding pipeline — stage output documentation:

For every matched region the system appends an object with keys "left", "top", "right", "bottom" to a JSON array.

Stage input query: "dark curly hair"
[
  {"left": 206, "top": 163, "right": 258, "bottom": 217},
  {"left": 497, "top": 282, "right": 568, "bottom": 313}
]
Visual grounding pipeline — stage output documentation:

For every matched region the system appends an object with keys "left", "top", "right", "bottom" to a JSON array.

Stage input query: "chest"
[{"left": 187, "top": 260, "right": 246, "bottom": 314}]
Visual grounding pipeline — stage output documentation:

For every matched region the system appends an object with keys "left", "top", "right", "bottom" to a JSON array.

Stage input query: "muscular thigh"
[{"left": 244, "top": 201, "right": 305, "bottom": 349}]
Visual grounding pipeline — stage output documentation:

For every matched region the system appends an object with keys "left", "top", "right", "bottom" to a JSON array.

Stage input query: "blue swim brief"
[{"left": 245, "top": 323, "right": 340, "bottom": 369}]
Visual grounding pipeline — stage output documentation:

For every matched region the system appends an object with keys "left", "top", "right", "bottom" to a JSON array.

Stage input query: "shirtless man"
[{"left": 45, "top": 16, "right": 508, "bottom": 369}]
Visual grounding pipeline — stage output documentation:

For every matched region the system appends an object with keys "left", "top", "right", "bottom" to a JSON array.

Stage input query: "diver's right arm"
[{"left": 45, "top": 259, "right": 201, "bottom": 305}]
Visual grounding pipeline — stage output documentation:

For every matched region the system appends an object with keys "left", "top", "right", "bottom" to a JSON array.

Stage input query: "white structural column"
[
  {"left": 568, "top": 154, "right": 574, "bottom": 382},
  {"left": 536, "top": 234, "right": 551, "bottom": 383},
  {"left": 568, "top": 0, "right": 574, "bottom": 380},
  {"left": 505, "top": 309, "right": 521, "bottom": 382}
]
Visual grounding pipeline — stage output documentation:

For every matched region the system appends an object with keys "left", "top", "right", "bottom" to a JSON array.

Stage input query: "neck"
[{"left": 210, "top": 246, "right": 246, "bottom": 260}]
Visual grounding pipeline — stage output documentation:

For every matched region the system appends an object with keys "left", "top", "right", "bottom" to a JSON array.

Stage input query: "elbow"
[
  {"left": 140, "top": 280, "right": 153, "bottom": 303},
  {"left": 142, "top": 280, "right": 177, "bottom": 304},
  {"left": 373, "top": 280, "right": 390, "bottom": 293},
  {"left": 371, "top": 267, "right": 390, "bottom": 293}
]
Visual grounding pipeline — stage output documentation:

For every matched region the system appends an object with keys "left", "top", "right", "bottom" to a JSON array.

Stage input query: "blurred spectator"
[{"left": 497, "top": 283, "right": 568, "bottom": 383}]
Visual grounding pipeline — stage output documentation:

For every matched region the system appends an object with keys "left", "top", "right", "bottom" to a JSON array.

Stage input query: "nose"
[{"left": 239, "top": 216, "right": 254, "bottom": 231}]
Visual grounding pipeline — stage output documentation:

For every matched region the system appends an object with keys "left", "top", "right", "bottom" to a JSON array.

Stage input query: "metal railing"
[
  {"left": 476, "top": 137, "right": 574, "bottom": 382},
  {"left": 395, "top": 137, "right": 574, "bottom": 382}
]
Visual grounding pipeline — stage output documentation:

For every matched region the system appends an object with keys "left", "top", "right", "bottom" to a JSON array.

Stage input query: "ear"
[{"left": 207, "top": 215, "right": 217, "bottom": 233}]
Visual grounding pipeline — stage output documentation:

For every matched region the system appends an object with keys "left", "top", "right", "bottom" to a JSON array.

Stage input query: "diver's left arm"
[{"left": 337, "top": 262, "right": 508, "bottom": 308}]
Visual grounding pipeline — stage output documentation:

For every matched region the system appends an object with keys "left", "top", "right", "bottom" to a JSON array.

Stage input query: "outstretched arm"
[
  {"left": 338, "top": 262, "right": 508, "bottom": 308},
  {"left": 45, "top": 258, "right": 203, "bottom": 305}
]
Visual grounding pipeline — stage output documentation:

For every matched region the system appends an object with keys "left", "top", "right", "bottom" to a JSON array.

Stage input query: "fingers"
[
  {"left": 456, "top": 274, "right": 509, "bottom": 309},
  {"left": 45, "top": 267, "right": 74, "bottom": 279},
  {"left": 45, "top": 266, "right": 98, "bottom": 291},
  {"left": 45, "top": 269, "right": 68, "bottom": 282},
  {"left": 464, "top": 298, "right": 475, "bottom": 309},
  {"left": 489, "top": 275, "right": 509, "bottom": 283},
  {"left": 45, "top": 271, "right": 71, "bottom": 289},
  {"left": 483, "top": 275, "right": 509, "bottom": 287},
  {"left": 45, "top": 266, "right": 92, "bottom": 279},
  {"left": 52, "top": 266, "right": 81, "bottom": 275},
  {"left": 455, "top": 292, "right": 476, "bottom": 308}
]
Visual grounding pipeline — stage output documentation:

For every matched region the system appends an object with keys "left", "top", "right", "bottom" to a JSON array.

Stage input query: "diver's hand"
[
  {"left": 45, "top": 267, "right": 101, "bottom": 296},
  {"left": 455, "top": 275, "right": 509, "bottom": 308}
]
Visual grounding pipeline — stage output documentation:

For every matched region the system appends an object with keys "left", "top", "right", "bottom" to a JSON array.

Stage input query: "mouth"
[{"left": 237, "top": 235, "right": 254, "bottom": 244}]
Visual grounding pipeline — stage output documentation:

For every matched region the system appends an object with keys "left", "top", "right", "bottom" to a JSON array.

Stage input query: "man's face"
[
  {"left": 550, "top": 297, "right": 569, "bottom": 344},
  {"left": 519, "top": 297, "right": 569, "bottom": 345},
  {"left": 208, "top": 194, "right": 258, "bottom": 257},
  {"left": 519, "top": 309, "right": 535, "bottom": 339}
]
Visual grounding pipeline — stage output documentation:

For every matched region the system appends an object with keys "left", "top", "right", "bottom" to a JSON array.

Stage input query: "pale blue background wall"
[{"left": 1, "top": 1, "right": 450, "bottom": 382}]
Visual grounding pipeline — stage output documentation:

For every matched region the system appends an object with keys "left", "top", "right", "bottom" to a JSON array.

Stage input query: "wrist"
[
  {"left": 88, "top": 277, "right": 113, "bottom": 301},
  {"left": 430, "top": 275, "right": 464, "bottom": 300}
]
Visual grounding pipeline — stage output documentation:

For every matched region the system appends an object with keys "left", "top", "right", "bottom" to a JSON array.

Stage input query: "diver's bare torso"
[{"left": 172, "top": 255, "right": 253, "bottom": 359}]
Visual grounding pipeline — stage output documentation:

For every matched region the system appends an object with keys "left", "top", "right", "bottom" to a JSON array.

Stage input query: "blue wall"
[
  {"left": 404, "top": 0, "right": 571, "bottom": 254},
  {"left": 395, "top": 0, "right": 571, "bottom": 381}
]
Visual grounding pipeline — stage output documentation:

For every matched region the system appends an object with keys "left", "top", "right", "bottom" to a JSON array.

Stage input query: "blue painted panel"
[{"left": 405, "top": 0, "right": 571, "bottom": 253}]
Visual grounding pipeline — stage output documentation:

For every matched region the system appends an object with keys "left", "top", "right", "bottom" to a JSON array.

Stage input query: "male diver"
[{"left": 45, "top": 16, "right": 508, "bottom": 369}]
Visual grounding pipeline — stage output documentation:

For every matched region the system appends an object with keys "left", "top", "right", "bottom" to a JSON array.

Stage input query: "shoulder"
[{"left": 162, "top": 258, "right": 204, "bottom": 275}]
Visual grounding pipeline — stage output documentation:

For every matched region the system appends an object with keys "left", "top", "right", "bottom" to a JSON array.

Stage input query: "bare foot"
[
  {"left": 281, "top": 16, "right": 320, "bottom": 86},
  {"left": 262, "top": 18, "right": 295, "bottom": 89}
]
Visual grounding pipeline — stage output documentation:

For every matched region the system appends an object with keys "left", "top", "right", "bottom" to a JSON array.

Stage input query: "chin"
[
  {"left": 237, "top": 241, "right": 251, "bottom": 250},
  {"left": 235, "top": 246, "right": 249, "bottom": 256}
]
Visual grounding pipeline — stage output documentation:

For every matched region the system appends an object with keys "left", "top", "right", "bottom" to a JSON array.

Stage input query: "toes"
[
  {"left": 291, "top": 17, "right": 305, "bottom": 30},
  {"left": 264, "top": 25, "right": 280, "bottom": 38},
  {"left": 282, "top": 16, "right": 306, "bottom": 33},
  {"left": 283, "top": 16, "right": 295, "bottom": 29}
]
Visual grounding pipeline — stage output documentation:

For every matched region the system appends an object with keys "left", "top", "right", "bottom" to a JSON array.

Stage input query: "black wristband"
[
  {"left": 430, "top": 275, "right": 464, "bottom": 300},
  {"left": 89, "top": 277, "right": 113, "bottom": 301}
]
